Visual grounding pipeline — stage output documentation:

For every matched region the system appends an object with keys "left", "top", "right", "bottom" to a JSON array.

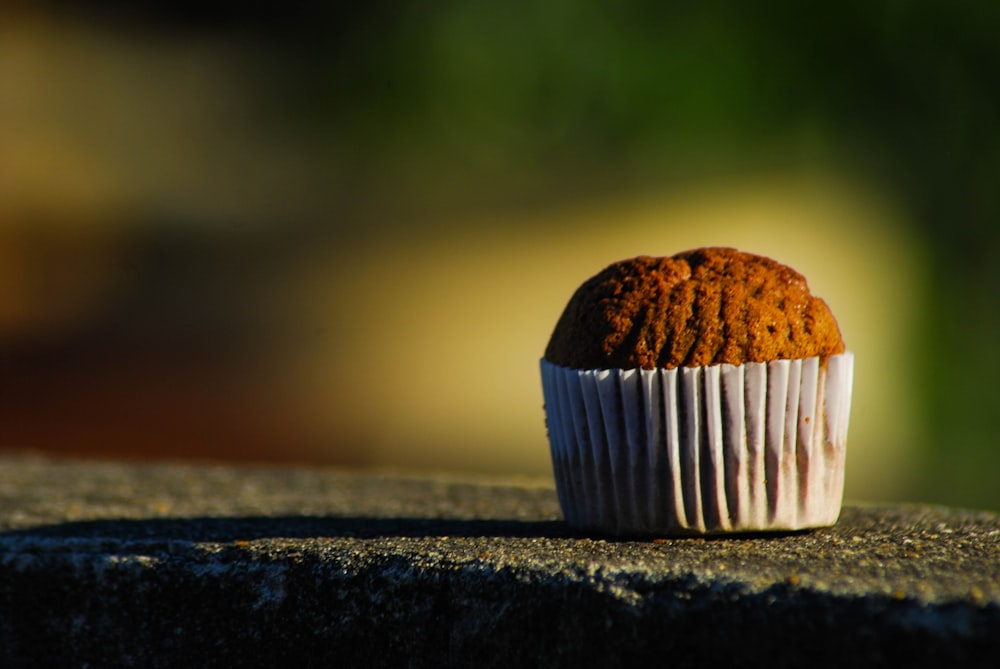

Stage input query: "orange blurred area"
[{"left": 1, "top": 346, "right": 310, "bottom": 464}]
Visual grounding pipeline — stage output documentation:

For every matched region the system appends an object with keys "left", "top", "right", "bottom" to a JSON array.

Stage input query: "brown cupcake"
[
  {"left": 545, "top": 247, "right": 844, "bottom": 371},
  {"left": 540, "top": 248, "right": 853, "bottom": 535}
]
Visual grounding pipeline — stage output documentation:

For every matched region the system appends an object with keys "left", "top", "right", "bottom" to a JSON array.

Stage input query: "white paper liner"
[{"left": 541, "top": 353, "right": 854, "bottom": 535}]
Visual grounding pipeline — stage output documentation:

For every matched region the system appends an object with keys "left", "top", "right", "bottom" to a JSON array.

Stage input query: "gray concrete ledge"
[{"left": 0, "top": 454, "right": 998, "bottom": 668}]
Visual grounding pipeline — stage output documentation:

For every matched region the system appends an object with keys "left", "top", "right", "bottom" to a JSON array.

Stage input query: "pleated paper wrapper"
[{"left": 540, "top": 353, "right": 853, "bottom": 535}]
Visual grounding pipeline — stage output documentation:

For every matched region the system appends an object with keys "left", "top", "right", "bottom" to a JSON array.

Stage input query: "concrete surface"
[{"left": 0, "top": 453, "right": 997, "bottom": 667}]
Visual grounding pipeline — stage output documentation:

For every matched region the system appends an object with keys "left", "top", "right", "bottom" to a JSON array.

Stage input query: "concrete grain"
[{"left": 0, "top": 454, "right": 997, "bottom": 667}]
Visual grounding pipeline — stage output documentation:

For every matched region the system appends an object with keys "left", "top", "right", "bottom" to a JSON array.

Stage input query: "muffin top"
[{"left": 544, "top": 247, "right": 845, "bottom": 370}]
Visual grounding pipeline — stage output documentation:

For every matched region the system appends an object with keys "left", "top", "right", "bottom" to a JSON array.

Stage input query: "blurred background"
[{"left": 1, "top": 1, "right": 998, "bottom": 509}]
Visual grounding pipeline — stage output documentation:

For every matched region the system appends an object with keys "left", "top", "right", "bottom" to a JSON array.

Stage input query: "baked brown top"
[{"left": 544, "top": 248, "right": 845, "bottom": 370}]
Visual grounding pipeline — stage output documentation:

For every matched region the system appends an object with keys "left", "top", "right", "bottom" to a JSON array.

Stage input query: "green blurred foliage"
[
  {"left": 272, "top": 0, "right": 1000, "bottom": 508},
  {"left": 318, "top": 0, "right": 1000, "bottom": 509}
]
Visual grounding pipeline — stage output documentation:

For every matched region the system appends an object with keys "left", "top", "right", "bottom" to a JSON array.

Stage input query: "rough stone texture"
[{"left": 0, "top": 454, "right": 998, "bottom": 668}]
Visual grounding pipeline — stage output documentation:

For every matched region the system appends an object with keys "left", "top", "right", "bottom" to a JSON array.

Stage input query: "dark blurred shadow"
[
  {"left": 0, "top": 515, "right": 814, "bottom": 544},
  {"left": 2, "top": 515, "right": 573, "bottom": 543}
]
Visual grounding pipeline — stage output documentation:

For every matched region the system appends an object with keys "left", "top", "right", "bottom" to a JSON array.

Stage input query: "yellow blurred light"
[{"left": 277, "top": 172, "right": 926, "bottom": 503}]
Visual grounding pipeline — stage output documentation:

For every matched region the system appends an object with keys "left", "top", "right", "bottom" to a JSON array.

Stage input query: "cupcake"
[{"left": 540, "top": 248, "right": 853, "bottom": 535}]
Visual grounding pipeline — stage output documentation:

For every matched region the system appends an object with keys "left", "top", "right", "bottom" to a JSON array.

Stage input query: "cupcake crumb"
[{"left": 545, "top": 247, "right": 845, "bottom": 370}]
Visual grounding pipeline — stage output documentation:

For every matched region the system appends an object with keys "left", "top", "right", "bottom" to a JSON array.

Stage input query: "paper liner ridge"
[{"left": 541, "top": 353, "right": 854, "bottom": 534}]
